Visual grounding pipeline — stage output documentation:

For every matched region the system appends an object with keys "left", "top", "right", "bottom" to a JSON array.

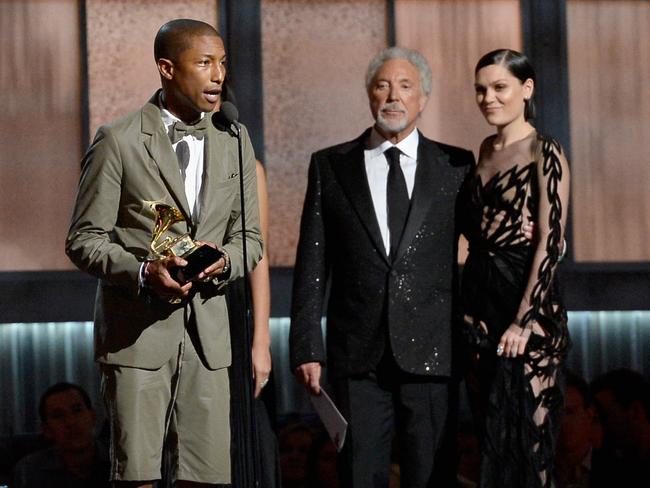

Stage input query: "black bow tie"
[{"left": 169, "top": 116, "right": 209, "bottom": 144}]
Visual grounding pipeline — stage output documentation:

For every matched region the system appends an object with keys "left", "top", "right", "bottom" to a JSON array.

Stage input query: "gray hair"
[{"left": 365, "top": 46, "right": 432, "bottom": 97}]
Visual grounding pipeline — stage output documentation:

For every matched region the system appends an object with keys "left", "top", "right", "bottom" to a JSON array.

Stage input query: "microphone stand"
[{"left": 227, "top": 115, "right": 262, "bottom": 488}]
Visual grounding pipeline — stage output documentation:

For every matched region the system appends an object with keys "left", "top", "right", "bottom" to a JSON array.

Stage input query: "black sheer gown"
[
  {"left": 226, "top": 277, "right": 281, "bottom": 488},
  {"left": 458, "top": 131, "right": 570, "bottom": 488}
]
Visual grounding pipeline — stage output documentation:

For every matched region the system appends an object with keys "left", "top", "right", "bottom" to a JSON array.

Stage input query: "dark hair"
[
  {"left": 39, "top": 382, "right": 93, "bottom": 423},
  {"left": 154, "top": 18, "right": 220, "bottom": 62},
  {"left": 565, "top": 370, "right": 593, "bottom": 408},
  {"left": 475, "top": 48, "right": 536, "bottom": 120},
  {"left": 591, "top": 368, "right": 650, "bottom": 421}
]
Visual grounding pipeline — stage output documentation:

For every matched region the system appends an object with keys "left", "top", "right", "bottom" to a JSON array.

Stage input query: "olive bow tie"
[{"left": 169, "top": 116, "right": 209, "bottom": 144}]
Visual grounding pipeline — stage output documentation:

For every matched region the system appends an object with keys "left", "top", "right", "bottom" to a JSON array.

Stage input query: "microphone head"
[
  {"left": 211, "top": 101, "right": 240, "bottom": 135},
  {"left": 220, "top": 101, "right": 239, "bottom": 124}
]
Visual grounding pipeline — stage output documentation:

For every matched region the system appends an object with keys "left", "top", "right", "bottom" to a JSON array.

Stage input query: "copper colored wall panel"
[
  {"left": 568, "top": 0, "right": 650, "bottom": 262},
  {"left": 86, "top": 0, "right": 218, "bottom": 138},
  {"left": 0, "top": 1, "right": 82, "bottom": 271},
  {"left": 262, "top": 0, "right": 387, "bottom": 267},
  {"left": 395, "top": 0, "right": 522, "bottom": 151}
]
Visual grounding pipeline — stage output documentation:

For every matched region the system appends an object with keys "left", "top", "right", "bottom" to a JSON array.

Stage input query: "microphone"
[
  {"left": 212, "top": 100, "right": 260, "bottom": 479},
  {"left": 212, "top": 101, "right": 240, "bottom": 137}
]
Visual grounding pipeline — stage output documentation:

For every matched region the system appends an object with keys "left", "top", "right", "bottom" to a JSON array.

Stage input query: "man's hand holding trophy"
[{"left": 143, "top": 202, "right": 228, "bottom": 304}]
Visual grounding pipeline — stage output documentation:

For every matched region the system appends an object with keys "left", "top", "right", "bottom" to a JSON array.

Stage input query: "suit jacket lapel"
[
  {"left": 199, "top": 127, "right": 231, "bottom": 225},
  {"left": 331, "top": 131, "right": 390, "bottom": 266},
  {"left": 394, "top": 134, "right": 449, "bottom": 261},
  {"left": 141, "top": 93, "right": 192, "bottom": 219}
]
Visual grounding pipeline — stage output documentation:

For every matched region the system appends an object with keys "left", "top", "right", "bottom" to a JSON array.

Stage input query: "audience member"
[
  {"left": 455, "top": 420, "right": 480, "bottom": 488},
  {"left": 590, "top": 368, "right": 650, "bottom": 485},
  {"left": 389, "top": 462, "right": 401, "bottom": 488},
  {"left": 306, "top": 432, "right": 339, "bottom": 488},
  {"left": 555, "top": 370, "right": 603, "bottom": 488},
  {"left": 13, "top": 382, "right": 109, "bottom": 488},
  {"left": 278, "top": 421, "right": 314, "bottom": 488}
]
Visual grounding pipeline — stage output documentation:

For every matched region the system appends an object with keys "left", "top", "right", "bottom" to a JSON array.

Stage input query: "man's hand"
[
  {"left": 144, "top": 257, "right": 192, "bottom": 301},
  {"left": 295, "top": 362, "right": 321, "bottom": 395},
  {"left": 522, "top": 220, "right": 535, "bottom": 241},
  {"left": 484, "top": 211, "right": 535, "bottom": 242},
  {"left": 193, "top": 240, "right": 228, "bottom": 282}
]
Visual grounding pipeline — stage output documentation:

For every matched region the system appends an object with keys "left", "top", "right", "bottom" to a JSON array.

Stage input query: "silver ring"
[
  {"left": 260, "top": 378, "right": 269, "bottom": 388},
  {"left": 496, "top": 345, "right": 504, "bottom": 354}
]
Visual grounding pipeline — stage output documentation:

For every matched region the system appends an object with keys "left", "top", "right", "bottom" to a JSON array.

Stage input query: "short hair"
[
  {"left": 565, "top": 369, "right": 593, "bottom": 408},
  {"left": 475, "top": 48, "right": 536, "bottom": 120},
  {"left": 591, "top": 368, "right": 650, "bottom": 420},
  {"left": 38, "top": 382, "right": 93, "bottom": 423},
  {"left": 365, "top": 46, "right": 432, "bottom": 97},
  {"left": 154, "top": 18, "right": 220, "bottom": 62}
]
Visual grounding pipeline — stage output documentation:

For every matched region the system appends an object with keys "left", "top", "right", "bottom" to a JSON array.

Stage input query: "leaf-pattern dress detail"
[{"left": 459, "top": 131, "right": 570, "bottom": 488}]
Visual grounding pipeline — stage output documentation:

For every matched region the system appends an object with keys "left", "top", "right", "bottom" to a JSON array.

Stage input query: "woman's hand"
[
  {"left": 252, "top": 340, "right": 272, "bottom": 398},
  {"left": 497, "top": 323, "right": 531, "bottom": 357}
]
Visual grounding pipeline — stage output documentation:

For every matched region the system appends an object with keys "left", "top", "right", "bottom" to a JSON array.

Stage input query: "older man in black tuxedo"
[{"left": 290, "top": 47, "right": 474, "bottom": 488}]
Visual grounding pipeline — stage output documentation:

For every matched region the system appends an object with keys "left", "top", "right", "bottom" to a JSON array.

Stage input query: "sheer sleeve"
[{"left": 517, "top": 135, "right": 570, "bottom": 331}]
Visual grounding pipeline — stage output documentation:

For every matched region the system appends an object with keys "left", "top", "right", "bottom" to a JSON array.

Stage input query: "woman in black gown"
[
  {"left": 227, "top": 160, "right": 281, "bottom": 488},
  {"left": 219, "top": 81, "right": 279, "bottom": 488},
  {"left": 459, "top": 49, "right": 570, "bottom": 488}
]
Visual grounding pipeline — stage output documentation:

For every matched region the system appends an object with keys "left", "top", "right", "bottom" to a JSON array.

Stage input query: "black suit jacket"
[{"left": 290, "top": 129, "right": 474, "bottom": 379}]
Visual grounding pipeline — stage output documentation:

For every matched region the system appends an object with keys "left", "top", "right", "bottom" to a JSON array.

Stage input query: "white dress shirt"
[
  {"left": 160, "top": 106, "right": 205, "bottom": 219},
  {"left": 364, "top": 127, "right": 419, "bottom": 256},
  {"left": 139, "top": 102, "right": 207, "bottom": 285}
]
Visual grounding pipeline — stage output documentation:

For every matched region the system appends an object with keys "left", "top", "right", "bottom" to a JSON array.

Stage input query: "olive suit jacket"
[
  {"left": 66, "top": 92, "right": 262, "bottom": 370},
  {"left": 290, "top": 129, "right": 473, "bottom": 378}
]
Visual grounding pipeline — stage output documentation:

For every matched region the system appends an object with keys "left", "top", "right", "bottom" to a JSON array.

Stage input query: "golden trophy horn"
[
  {"left": 148, "top": 202, "right": 186, "bottom": 259},
  {"left": 144, "top": 201, "right": 223, "bottom": 284}
]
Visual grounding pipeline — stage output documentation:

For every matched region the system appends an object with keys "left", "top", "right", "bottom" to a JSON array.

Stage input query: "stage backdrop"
[
  {"left": 0, "top": 1, "right": 82, "bottom": 271},
  {"left": 567, "top": 0, "right": 650, "bottom": 262},
  {"left": 1, "top": 0, "right": 648, "bottom": 271}
]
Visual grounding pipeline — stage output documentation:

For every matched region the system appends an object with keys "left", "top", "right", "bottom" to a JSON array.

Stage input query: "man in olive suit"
[{"left": 66, "top": 19, "right": 261, "bottom": 487}]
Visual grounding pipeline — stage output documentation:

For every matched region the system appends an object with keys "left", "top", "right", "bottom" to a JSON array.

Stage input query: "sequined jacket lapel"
[
  {"left": 393, "top": 132, "right": 452, "bottom": 262},
  {"left": 330, "top": 129, "right": 390, "bottom": 267}
]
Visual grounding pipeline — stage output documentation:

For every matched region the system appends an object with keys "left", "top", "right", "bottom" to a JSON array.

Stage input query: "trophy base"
[{"left": 170, "top": 245, "right": 224, "bottom": 283}]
